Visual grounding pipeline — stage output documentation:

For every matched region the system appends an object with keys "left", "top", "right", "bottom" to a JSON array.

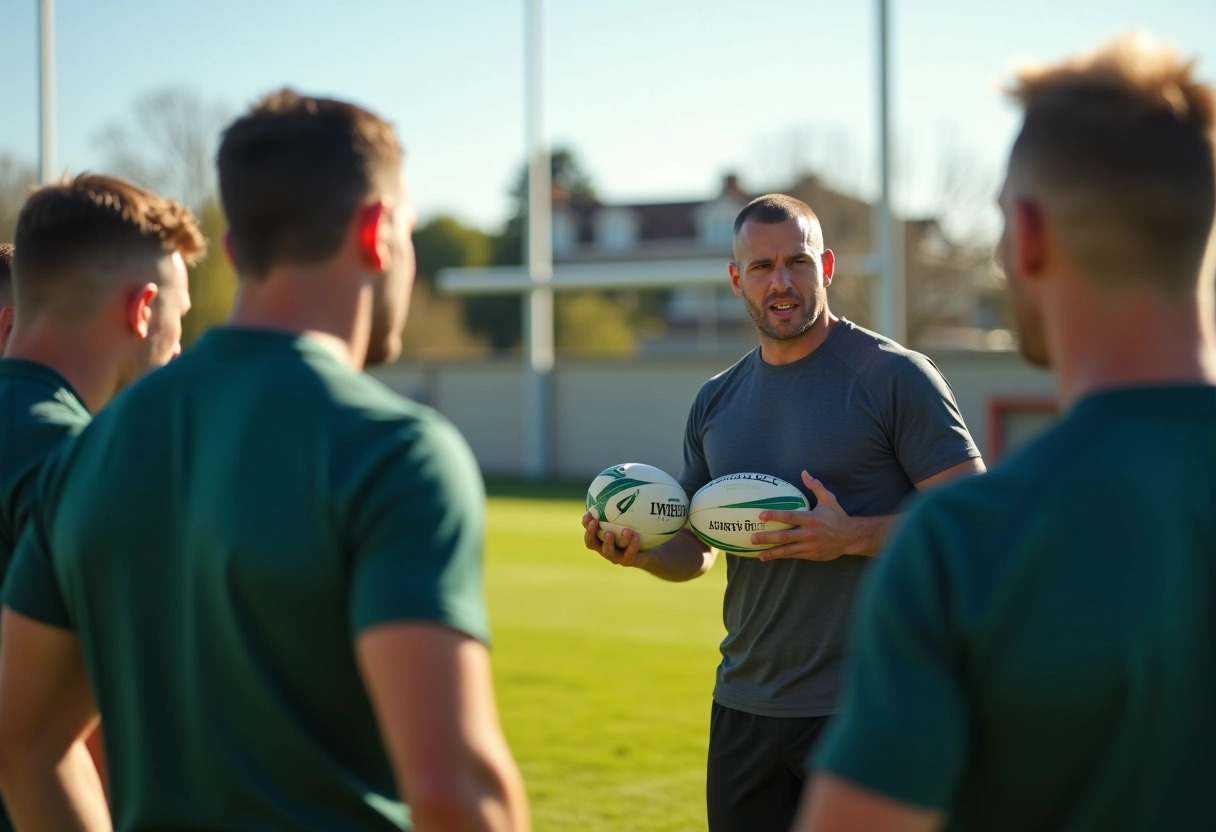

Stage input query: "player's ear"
[
  {"left": 222, "top": 231, "right": 236, "bottom": 269},
  {"left": 1014, "top": 198, "right": 1047, "bottom": 278},
  {"left": 356, "top": 202, "right": 390, "bottom": 272},
  {"left": 821, "top": 248, "right": 835, "bottom": 286},
  {"left": 126, "top": 283, "right": 158, "bottom": 339},
  {"left": 728, "top": 261, "right": 743, "bottom": 297},
  {"left": 0, "top": 305, "right": 13, "bottom": 348}
]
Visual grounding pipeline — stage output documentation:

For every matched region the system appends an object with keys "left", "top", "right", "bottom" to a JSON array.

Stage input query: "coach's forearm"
[
  {"left": 848, "top": 514, "right": 902, "bottom": 557},
  {"left": 637, "top": 528, "right": 716, "bottom": 581},
  {"left": 0, "top": 739, "right": 110, "bottom": 832}
]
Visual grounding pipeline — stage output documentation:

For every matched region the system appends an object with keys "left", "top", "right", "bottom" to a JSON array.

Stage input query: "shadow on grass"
[{"left": 484, "top": 477, "right": 587, "bottom": 501}]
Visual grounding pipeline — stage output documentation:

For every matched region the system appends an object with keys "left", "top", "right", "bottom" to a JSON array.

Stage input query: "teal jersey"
[
  {"left": 0, "top": 359, "right": 90, "bottom": 572},
  {"left": 5, "top": 329, "right": 489, "bottom": 831},
  {"left": 814, "top": 385, "right": 1216, "bottom": 830},
  {"left": 0, "top": 359, "right": 90, "bottom": 832}
]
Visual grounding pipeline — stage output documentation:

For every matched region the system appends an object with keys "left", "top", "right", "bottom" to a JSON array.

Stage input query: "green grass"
[{"left": 484, "top": 481, "right": 726, "bottom": 831}]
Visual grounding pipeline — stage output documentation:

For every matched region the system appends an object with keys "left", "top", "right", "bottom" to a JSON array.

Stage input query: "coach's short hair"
[
  {"left": 13, "top": 175, "right": 205, "bottom": 319},
  {"left": 732, "top": 194, "right": 824, "bottom": 258},
  {"left": 1007, "top": 32, "right": 1216, "bottom": 292},
  {"left": 0, "top": 243, "right": 13, "bottom": 307},
  {"left": 217, "top": 89, "right": 404, "bottom": 279}
]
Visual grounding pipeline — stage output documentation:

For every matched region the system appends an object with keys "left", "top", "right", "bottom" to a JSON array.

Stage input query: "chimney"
[{"left": 722, "top": 172, "right": 745, "bottom": 199}]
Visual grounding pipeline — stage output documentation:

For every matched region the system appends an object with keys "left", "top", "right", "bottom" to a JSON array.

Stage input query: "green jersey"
[
  {"left": 0, "top": 359, "right": 90, "bottom": 572},
  {"left": 4, "top": 329, "right": 489, "bottom": 831},
  {"left": 0, "top": 359, "right": 90, "bottom": 832},
  {"left": 814, "top": 385, "right": 1216, "bottom": 830}
]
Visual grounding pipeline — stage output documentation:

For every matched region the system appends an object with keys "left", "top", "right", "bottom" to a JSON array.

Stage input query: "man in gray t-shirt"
[{"left": 581, "top": 194, "right": 983, "bottom": 832}]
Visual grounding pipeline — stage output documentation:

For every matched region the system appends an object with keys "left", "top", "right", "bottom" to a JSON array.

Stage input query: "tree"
[
  {"left": 400, "top": 215, "right": 492, "bottom": 358},
  {"left": 181, "top": 199, "right": 238, "bottom": 348},
  {"left": 490, "top": 147, "right": 596, "bottom": 267},
  {"left": 556, "top": 291, "right": 635, "bottom": 357},
  {"left": 414, "top": 215, "right": 492, "bottom": 287},
  {"left": 465, "top": 148, "right": 598, "bottom": 351},
  {"left": 95, "top": 87, "right": 235, "bottom": 344},
  {"left": 0, "top": 155, "right": 37, "bottom": 243},
  {"left": 93, "top": 87, "right": 230, "bottom": 211},
  {"left": 901, "top": 138, "right": 1006, "bottom": 347}
]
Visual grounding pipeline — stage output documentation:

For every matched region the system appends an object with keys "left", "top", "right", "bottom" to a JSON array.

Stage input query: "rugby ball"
[
  {"left": 586, "top": 463, "right": 689, "bottom": 550},
  {"left": 689, "top": 473, "right": 810, "bottom": 556}
]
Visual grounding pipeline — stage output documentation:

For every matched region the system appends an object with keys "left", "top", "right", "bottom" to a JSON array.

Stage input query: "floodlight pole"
[
  {"left": 38, "top": 0, "right": 55, "bottom": 183},
  {"left": 875, "top": 0, "right": 906, "bottom": 342},
  {"left": 524, "top": 0, "right": 554, "bottom": 480}
]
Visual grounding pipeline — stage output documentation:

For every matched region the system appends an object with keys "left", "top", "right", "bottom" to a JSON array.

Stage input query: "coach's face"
[
  {"left": 998, "top": 173, "right": 1050, "bottom": 368},
  {"left": 366, "top": 171, "right": 416, "bottom": 368},
  {"left": 730, "top": 217, "right": 834, "bottom": 344}
]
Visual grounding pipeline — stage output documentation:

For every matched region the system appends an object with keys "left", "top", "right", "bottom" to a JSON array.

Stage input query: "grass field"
[{"left": 484, "top": 479, "right": 726, "bottom": 831}]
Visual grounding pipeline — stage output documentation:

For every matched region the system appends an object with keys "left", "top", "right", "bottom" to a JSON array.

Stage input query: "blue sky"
[{"left": 1, "top": 0, "right": 1213, "bottom": 235}]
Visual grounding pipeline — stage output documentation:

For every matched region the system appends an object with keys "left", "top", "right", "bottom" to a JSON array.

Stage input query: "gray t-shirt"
[{"left": 679, "top": 318, "right": 980, "bottom": 717}]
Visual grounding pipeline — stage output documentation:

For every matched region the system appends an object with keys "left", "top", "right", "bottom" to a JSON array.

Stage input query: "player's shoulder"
[
  {"left": 696, "top": 348, "right": 758, "bottom": 397},
  {"left": 825, "top": 318, "right": 940, "bottom": 382},
  {"left": 330, "top": 375, "right": 480, "bottom": 503},
  {"left": 0, "top": 360, "right": 89, "bottom": 431},
  {"left": 321, "top": 366, "right": 474, "bottom": 471},
  {"left": 896, "top": 411, "right": 1089, "bottom": 568},
  {"left": 323, "top": 363, "right": 446, "bottom": 431}
]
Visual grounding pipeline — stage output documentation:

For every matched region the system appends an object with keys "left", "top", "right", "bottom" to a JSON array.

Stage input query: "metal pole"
[
  {"left": 38, "top": 0, "right": 55, "bottom": 183},
  {"left": 875, "top": 0, "right": 906, "bottom": 343},
  {"left": 524, "top": 0, "right": 553, "bottom": 480}
]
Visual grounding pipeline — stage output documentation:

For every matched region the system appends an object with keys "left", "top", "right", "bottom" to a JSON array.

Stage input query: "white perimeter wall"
[{"left": 371, "top": 350, "right": 1055, "bottom": 481}]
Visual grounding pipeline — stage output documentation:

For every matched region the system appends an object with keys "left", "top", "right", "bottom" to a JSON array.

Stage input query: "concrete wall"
[{"left": 372, "top": 349, "right": 1056, "bottom": 481}]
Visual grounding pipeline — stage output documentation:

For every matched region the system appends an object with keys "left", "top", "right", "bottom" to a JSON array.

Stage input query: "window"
[{"left": 595, "top": 209, "right": 637, "bottom": 252}]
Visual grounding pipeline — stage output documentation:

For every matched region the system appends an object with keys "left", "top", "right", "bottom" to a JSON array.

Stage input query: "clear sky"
[{"left": 1, "top": 0, "right": 1213, "bottom": 236}]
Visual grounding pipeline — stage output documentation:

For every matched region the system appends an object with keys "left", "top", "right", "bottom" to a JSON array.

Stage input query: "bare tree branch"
[
  {"left": 92, "top": 87, "right": 230, "bottom": 211},
  {"left": 0, "top": 155, "right": 37, "bottom": 243}
]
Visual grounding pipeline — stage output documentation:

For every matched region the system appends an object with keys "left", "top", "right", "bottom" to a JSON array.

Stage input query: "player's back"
[
  {"left": 34, "top": 328, "right": 486, "bottom": 831},
  {"left": 941, "top": 384, "right": 1216, "bottom": 829}
]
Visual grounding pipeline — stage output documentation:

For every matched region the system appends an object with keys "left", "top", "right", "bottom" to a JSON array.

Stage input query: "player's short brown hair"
[
  {"left": 0, "top": 243, "right": 13, "bottom": 307},
  {"left": 217, "top": 89, "right": 404, "bottom": 279},
  {"left": 733, "top": 194, "right": 825, "bottom": 260},
  {"left": 1007, "top": 32, "right": 1216, "bottom": 292},
  {"left": 13, "top": 174, "right": 205, "bottom": 319}
]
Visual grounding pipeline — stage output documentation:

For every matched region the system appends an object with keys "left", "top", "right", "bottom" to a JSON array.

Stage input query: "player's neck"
[
  {"left": 4, "top": 323, "right": 122, "bottom": 413},
  {"left": 757, "top": 311, "right": 838, "bottom": 366},
  {"left": 228, "top": 267, "right": 370, "bottom": 370},
  {"left": 1050, "top": 287, "right": 1216, "bottom": 409}
]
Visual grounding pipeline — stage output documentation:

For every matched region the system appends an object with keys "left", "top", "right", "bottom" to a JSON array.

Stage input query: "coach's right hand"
[{"left": 582, "top": 513, "right": 647, "bottom": 568}]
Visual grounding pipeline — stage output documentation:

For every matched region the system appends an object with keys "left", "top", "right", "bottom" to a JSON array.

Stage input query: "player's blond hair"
[
  {"left": 0, "top": 243, "right": 13, "bottom": 306},
  {"left": 13, "top": 174, "right": 205, "bottom": 319},
  {"left": 1006, "top": 32, "right": 1216, "bottom": 291}
]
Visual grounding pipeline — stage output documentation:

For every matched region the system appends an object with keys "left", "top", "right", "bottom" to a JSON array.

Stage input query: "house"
[{"left": 547, "top": 172, "right": 1007, "bottom": 353}]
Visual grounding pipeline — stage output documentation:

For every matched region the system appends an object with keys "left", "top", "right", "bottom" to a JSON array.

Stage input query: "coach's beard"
[{"left": 744, "top": 292, "right": 817, "bottom": 341}]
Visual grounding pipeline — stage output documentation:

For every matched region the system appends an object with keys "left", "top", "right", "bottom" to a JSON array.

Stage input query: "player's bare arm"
[
  {"left": 0, "top": 609, "right": 110, "bottom": 832},
  {"left": 793, "top": 774, "right": 943, "bottom": 832},
  {"left": 581, "top": 517, "right": 715, "bottom": 581},
  {"left": 754, "top": 458, "right": 985, "bottom": 561},
  {"left": 356, "top": 622, "right": 530, "bottom": 832}
]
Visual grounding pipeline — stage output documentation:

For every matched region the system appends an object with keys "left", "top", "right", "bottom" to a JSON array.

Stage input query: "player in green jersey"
[
  {"left": 0, "top": 93, "right": 529, "bottom": 831},
  {"left": 0, "top": 175, "right": 202, "bottom": 566},
  {"left": 0, "top": 176, "right": 203, "bottom": 830},
  {"left": 797, "top": 32, "right": 1216, "bottom": 832},
  {"left": 0, "top": 243, "right": 14, "bottom": 353}
]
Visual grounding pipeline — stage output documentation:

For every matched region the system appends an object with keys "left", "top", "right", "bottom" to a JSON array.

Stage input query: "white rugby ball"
[
  {"left": 689, "top": 473, "right": 810, "bottom": 556},
  {"left": 586, "top": 463, "right": 689, "bottom": 550}
]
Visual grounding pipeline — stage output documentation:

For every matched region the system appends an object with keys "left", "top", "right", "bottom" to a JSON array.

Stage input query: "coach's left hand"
[{"left": 751, "top": 471, "right": 855, "bottom": 562}]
